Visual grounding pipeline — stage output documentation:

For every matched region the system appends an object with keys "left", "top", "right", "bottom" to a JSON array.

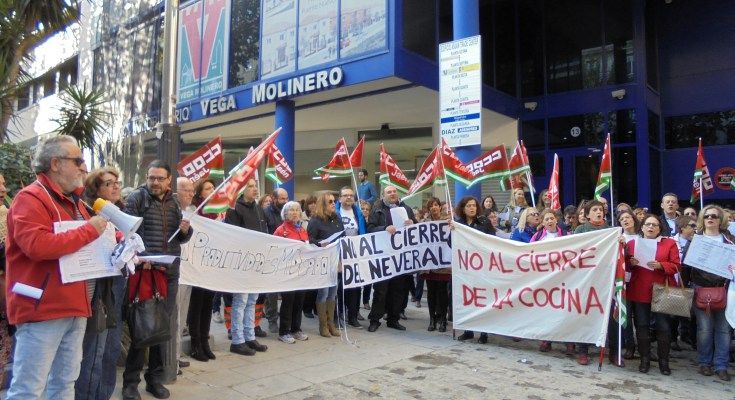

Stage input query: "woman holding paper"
[
  {"left": 455, "top": 196, "right": 495, "bottom": 344},
  {"left": 626, "top": 214, "right": 680, "bottom": 376},
  {"left": 307, "top": 192, "right": 344, "bottom": 338},
  {"left": 687, "top": 205, "right": 734, "bottom": 381},
  {"left": 420, "top": 197, "right": 451, "bottom": 333}
]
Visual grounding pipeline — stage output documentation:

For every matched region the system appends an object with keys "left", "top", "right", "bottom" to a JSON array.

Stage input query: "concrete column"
[
  {"left": 274, "top": 100, "right": 295, "bottom": 197},
  {"left": 453, "top": 0, "right": 482, "bottom": 202}
]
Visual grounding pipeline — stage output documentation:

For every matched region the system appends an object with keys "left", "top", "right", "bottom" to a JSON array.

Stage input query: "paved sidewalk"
[{"left": 104, "top": 302, "right": 733, "bottom": 400}]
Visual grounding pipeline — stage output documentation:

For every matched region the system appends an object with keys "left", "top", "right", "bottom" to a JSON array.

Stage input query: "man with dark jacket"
[
  {"left": 660, "top": 192, "right": 680, "bottom": 236},
  {"left": 122, "top": 160, "right": 192, "bottom": 400},
  {"left": 263, "top": 187, "right": 288, "bottom": 333},
  {"left": 224, "top": 179, "right": 269, "bottom": 356},
  {"left": 336, "top": 186, "right": 367, "bottom": 329},
  {"left": 366, "top": 185, "right": 417, "bottom": 332}
]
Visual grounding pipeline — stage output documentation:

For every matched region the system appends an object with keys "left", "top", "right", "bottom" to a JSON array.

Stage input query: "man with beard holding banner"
[{"left": 366, "top": 185, "right": 417, "bottom": 332}]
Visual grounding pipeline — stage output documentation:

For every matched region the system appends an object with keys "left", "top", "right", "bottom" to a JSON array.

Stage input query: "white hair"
[
  {"left": 280, "top": 200, "right": 302, "bottom": 220},
  {"left": 32, "top": 136, "right": 78, "bottom": 173}
]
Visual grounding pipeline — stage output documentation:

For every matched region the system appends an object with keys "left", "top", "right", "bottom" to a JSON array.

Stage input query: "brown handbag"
[
  {"left": 651, "top": 279, "right": 694, "bottom": 318},
  {"left": 694, "top": 286, "right": 727, "bottom": 314}
]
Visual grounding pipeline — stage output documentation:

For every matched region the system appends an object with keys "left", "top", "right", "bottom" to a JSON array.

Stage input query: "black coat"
[
  {"left": 224, "top": 197, "right": 268, "bottom": 234},
  {"left": 263, "top": 203, "right": 283, "bottom": 234},
  {"left": 306, "top": 213, "right": 344, "bottom": 245},
  {"left": 367, "top": 200, "right": 417, "bottom": 233}
]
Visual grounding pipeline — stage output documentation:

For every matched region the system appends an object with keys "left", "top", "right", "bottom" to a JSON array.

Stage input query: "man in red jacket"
[{"left": 5, "top": 136, "right": 107, "bottom": 399}]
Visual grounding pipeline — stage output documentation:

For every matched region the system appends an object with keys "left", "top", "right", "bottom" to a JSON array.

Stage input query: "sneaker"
[
  {"left": 577, "top": 354, "right": 590, "bottom": 365},
  {"left": 278, "top": 334, "right": 296, "bottom": 344},
  {"left": 212, "top": 311, "right": 224, "bottom": 323},
  {"left": 254, "top": 326, "right": 267, "bottom": 338},
  {"left": 292, "top": 331, "right": 309, "bottom": 341}
]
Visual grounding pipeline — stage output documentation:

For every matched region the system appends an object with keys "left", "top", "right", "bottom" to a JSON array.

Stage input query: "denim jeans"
[
  {"left": 6, "top": 317, "right": 87, "bottom": 400},
  {"left": 231, "top": 293, "right": 257, "bottom": 344},
  {"left": 316, "top": 285, "right": 337, "bottom": 303},
  {"left": 692, "top": 295, "right": 732, "bottom": 371}
]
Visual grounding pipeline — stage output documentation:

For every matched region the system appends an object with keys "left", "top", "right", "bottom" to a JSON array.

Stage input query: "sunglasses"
[
  {"left": 687, "top": 223, "right": 697, "bottom": 228},
  {"left": 327, "top": 199, "right": 335, "bottom": 204},
  {"left": 703, "top": 214, "right": 720, "bottom": 220},
  {"left": 59, "top": 157, "right": 85, "bottom": 166}
]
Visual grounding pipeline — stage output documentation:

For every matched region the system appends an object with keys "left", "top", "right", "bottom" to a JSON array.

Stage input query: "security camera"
[
  {"left": 611, "top": 89, "right": 626, "bottom": 100},
  {"left": 524, "top": 102, "right": 538, "bottom": 111}
]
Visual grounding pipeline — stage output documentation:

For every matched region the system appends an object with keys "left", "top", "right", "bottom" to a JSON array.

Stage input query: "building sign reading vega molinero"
[{"left": 252, "top": 66, "right": 344, "bottom": 104}]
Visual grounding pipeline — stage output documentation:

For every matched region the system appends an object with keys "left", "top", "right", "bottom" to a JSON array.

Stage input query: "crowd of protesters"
[{"left": 0, "top": 139, "right": 734, "bottom": 400}]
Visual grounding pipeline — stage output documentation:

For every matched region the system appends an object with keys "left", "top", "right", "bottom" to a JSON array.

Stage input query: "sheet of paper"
[
  {"left": 56, "top": 221, "right": 119, "bottom": 283},
  {"left": 318, "top": 230, "right": 345, "bottom": 246},
  {"left": 634, "top": 237, "right": 658, "bottom": 271},
  {"left": 137, "top": 255, "right": 179, "bottom": 265},
  {"left": 390, "top": 207, "right": 409, "bottom": 229},
  {"left": 683, "top": 235, "right": 735, "bottom": 279}
]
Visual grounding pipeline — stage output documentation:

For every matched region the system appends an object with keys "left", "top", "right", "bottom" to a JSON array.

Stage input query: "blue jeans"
[
  {"left": 693, "top": 297, "right": 732, "bottom": 371},
  {"left": 316, "top": 285, "right": 337, "bottom": 303},
  {"left": 231, "top": 293, "right": 257, "bottom": 344},
  {"left": 7, "top": 317, "right": 87, "bottom": 400}
]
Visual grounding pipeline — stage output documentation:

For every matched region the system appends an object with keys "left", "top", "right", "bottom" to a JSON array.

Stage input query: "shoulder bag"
[
  {"left": 651, "top": 269, "right": 694, "bottom": 318},
  {"left": 126, "top": 270, "right": 170, "bottom": 348},
  {"left": 695, "top": 285, "right": 727, "bottom": 315}
]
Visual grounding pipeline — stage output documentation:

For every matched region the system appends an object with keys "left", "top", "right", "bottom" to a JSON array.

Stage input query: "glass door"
[{"left": 557, "top": 148, "right": 601, "bottom": 207}]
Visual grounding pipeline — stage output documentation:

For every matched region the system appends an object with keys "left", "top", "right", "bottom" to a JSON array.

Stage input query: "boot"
[
  {"left": 224, "top": 306, "right": 232, "bottom": 331},
  {"left": 637, "top": 329, "right": 651, "bottom": 373},
  {"left": 315, "top": 302, "right": 330, "bottom": 337},
  {"left": 437, "top": 316, "right": 447, "bottom": 333},
  {"left": 657, "top": 332, "right": 671, "bottom": 375},
  {"left": 189, "top": 335, "right": 208, "bottom": 362},
  {"left": 201, "top": 336, "right": 216, "bottom": 360},
  {"left": 325, "top": 299, "right": 340, "bottom": 336},
  {"left": 427, "top": 317, "right": 436, "bottom": 332}
]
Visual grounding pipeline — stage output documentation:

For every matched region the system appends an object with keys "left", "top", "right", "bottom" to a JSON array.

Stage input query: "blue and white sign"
[
  {"left": 261, "top": 0, "right": 297, "bottom": 79},
  {"left": 439, "top": 35, "right": 482, "bottom": 147},
  {"left": 298, "top": 0, "right": 338, "bottom": 69}
]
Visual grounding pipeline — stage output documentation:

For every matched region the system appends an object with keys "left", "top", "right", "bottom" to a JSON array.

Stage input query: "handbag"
[
  {"left": 695, "top": 285, "right": 727, "bottom": 314},
  {"left": 126, "top": 270, "right": 171, "bottom": 348},
  {"left": 651, "top": 275, "right": 694, "bottom": 318},
  {"left": 87, "top": 286, "right": 108, "bottom": 333}
]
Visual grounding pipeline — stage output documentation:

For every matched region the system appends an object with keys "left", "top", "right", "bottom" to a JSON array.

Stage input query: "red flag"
[
  {"left": 404, "top": 147, "right": 445, "bottom": 199},
  {"left": 379, "top": 143, "right": 410, "bottom": 193},
  {"left": 548, "top": 153, "right": 561, "bottom": 211},
  {"left": 315, "top": 138, "right": 352, "bottom": 180},
  {"left": 465, "top": 144, "right": 510, "bottom": 187},
  {"left": 439, "top": 139, "right": 475, "bottom": 187},
  {"left": 500, "top": 141, "right": 532, "bottom": 191},
  {"left": 203, "top": 128, "right": 280, "bottom": 213},
  {"left": 349, "top": 136, "right": 365, "bottom": 168},
  {"left": 176, "top": 136, "right": 224, "bottom": 183},
  {"left": 691, "top": 138, "right": 715, "bottom": 203},
  {"left": 265, "top": 144, "right": 293, "bottom": 185}
]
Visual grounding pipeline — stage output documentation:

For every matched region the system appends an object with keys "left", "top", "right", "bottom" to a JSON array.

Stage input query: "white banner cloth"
[
  {"left": 180, "top": 214, "right": 339, "bottom": 293},
  {"left": 452, "top": 225, "right": 620, "bottom": 346},
  {"left": 340, "top": 221, "right": 452, "bottom": 288}
]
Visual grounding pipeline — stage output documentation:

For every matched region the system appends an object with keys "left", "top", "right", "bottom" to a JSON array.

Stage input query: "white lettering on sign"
[
  {"left": 466, "top": 150, "right": 502, "bottom": 174},
  {"left": 181, "top": 142, "right": 223, "bottom": 181},
  {"left": 252, "top": 67, "right": 344, "bottom": 105},
  {"left": 200, "top": 95, "right": 237, "bottom": 117},
  {"left": 175, "top": 106, "right": 191, "bottom": 123}
]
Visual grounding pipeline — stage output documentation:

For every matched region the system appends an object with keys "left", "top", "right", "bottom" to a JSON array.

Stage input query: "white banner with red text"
[
  {"left": 180, "top": 214, "right": 339, "bottom": 293},
  {"left": 452, "top": 225, "right": 619, "bottom": 346},
  {"left": 340, "top": 221, "right": 452, "bottom": 288}
]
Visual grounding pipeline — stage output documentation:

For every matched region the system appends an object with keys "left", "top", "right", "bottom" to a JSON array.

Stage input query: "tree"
[
  {"left": 53, "top": 84, "right": 110, "bottom": 151},
  {"left": 0, "top": 141, "right": 34, "bottom": 196},
  {"left": 0, "top": 0, "right": 79, "bottom": 142}
]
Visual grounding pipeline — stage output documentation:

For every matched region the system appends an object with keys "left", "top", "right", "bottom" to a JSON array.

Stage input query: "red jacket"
[
  {"left": 5, "top": 174, "right": 101, "bottom": 324},
  {"left": 273, "top": 220, "right": 308, "bottom": 242},
  {"left": 625, "top": 237, "right": 680, "bottom": 303}
]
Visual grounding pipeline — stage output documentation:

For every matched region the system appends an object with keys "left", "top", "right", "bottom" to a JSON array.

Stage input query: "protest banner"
[
  {"left": 452, "top": 224, "right": 619, "bottom": 346},
  {"left": 340, "top": 221, "right": 452, "bottom": 288},
  {"left": 180, "top": 214, "right": 339, "bottom": 293}
]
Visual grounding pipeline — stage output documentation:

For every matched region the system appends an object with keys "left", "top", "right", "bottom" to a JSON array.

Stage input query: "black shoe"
[
  {"left": 122, "top": 385, "right": 141, "bottom": 400},
  {"left": 438, "top": 319, "right": 447, "bottom": 333},
  {"left": 427, "top": 318, "right": 436, "bottom": 332},
  {"left": 145, "top": 383, "right": 170, "bottom": 399},
  {"left": 399, "top": 311, "right": 408, "bottom": 320},
  {"left": 190, "top": 349, "right": 209, "bottom": 362},
  {"left": 478, "top": 333, "right": 488, "bottom": 344},
  {"left": 670, "top": 340, "right": 682, "bottom": 351},
  {"left": 303, "top": 311, "right": 315, "bottom": 318},
  {"left": 230, "top": 342, "right": 255, "bottom": 356},
  {"left": 178, "top": 359, "right": 190, "bottom": 368},
  {"left": 246, "top": 340, "right": 268, "bottom": 352},
  {"left": 368, "top": 320, "right": 381, "bottom": 332},
  {"left": 386, "top": 321, "right": 406, "bottom": 331},
  {"left": 254, "top": 326, "right": 267, "bottom": 338},
  {"left": 177, "top": 369, "right": 183, "bottom": 376},
  {"left": 457, "top": 331, "right": 474, "bottom": 341},
  {"left": 348, "top": 318, "right": 363, "bottom": 329},
  {"left": 639, "top": 356, "right": 651, "bottom": 373},
  {"left": 201, "top": 341, "right": 216, "bottom": 360},
  {"left": 659, "top": 361, "right": 671, "bottom": 375}
]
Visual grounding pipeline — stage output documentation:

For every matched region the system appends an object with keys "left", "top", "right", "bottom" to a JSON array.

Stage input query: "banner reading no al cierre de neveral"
[
  {"left": 340, "top": 221, "right": 452, "bottom": 289},
  {"left": 452, "top": 225, "right": 620, "bottom": 346},
  {"left": 180, "top": 214, "right": 339, "bottom": 293}
]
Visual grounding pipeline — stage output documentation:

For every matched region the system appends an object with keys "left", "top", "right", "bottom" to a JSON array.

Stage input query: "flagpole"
[
  {"left": 438, "top": 143, "right": 455, "bottom": 221},
  {"left": 608, "top": 134, "right": 615, "bottom": 227},
  {"left": 699, "top": 177, "right": 704, "bottom": 210},
  {"left": 526, "top": 171, "right": 536, "bottom": 208},
  {"left": 345, "top": 137, "right": 361, "bottom": 203}
]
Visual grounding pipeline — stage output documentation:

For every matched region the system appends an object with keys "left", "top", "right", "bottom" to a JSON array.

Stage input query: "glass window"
[
  {"left": 645, "top": 0, "right": 658, "bottom": 90},
  {"left": 494, "top": 0, "right": 516, "bottom": 96},
  {"left": 92, "top": 47, "right": 105, "bottom": 89},
  {"left": 574, "top": 153, "right": 600, "bottom": 204},
  {"left": 649, "top": 147, "right": 661, "bottom": 210},
  {"left": 528, "top": 152, "right": 545, "bottom": 177},
  {"left": 16, "top": 86, "right": 30, "bottom": 110},
  {"left": 521, "top": 119, "right": 545, "bottom": 150},
  {"left": 665, "top": 109, "right": 735, "bottom": 149},
  {"left": 479, "top": 1, "right": 494, "bottom": 87},
  {"left": 608, "top": 109, "right": 636, "bottom": 144},
  {"left": 613, "top": 147, "right": 637, "bottom": 206},
  {"left": 403, "top": 0, "right": 437, "bottom": 60},
  {"left": 548, "top": 113, "right": 605, "bottom": 149},
  {"left": 519, "top": 0, "right": 544, "bottom": 97},
  {"left": 229, "top": 0, "right": 260, "bottom": 87},
  {"left": 647, "top": 109, "right": 660, "bottom": 147},
  {"left": 545, "top": 0, "right": 603, "bottom": 93},
  {"left": 603, "top": 0, "right": 634, "bottom": 85}
]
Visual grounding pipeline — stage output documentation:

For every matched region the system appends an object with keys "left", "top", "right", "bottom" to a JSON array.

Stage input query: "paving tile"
[
  {"left": 286, "top": 361, "right": 361, "bottom": 384},
  {"left": 231, "top": 374, "right": 311, "bottom": 398}
]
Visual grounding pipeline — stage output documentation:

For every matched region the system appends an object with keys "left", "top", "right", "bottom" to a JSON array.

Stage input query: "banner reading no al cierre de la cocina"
[{"left": 452, "top": 225, "right": 620, "bottom": 346}]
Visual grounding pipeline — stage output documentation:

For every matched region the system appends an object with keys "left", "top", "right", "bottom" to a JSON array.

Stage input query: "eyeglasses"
[
  {"left": 703, "top": 214, "right": 720, "bottom": 220},
  {"left": 147, "top": 176, "right": 168, "bottom": 182},
  {"left": 643, "top": 222, "right": 659, "bottom": 227},
  {"left": 59, "top": 157, "right": 85, "bottom": 166},
  {"left": 103, "top": 180, "right": 121, "bottom": 188},
  {"left": 687, "top": 223, "right": 697, "bottom": 228}
]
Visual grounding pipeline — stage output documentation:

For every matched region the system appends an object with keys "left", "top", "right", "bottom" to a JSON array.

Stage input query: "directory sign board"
[{"left": 439, "top": 35, "right": 482, "bottom": 147}]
